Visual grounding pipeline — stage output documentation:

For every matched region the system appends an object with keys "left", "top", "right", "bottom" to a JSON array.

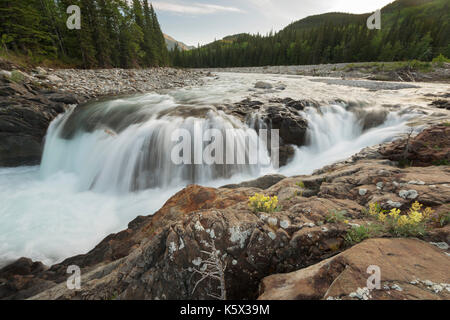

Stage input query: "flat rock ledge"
[{"left": 259, "top": 238, "right": 450, "bottom": 300}]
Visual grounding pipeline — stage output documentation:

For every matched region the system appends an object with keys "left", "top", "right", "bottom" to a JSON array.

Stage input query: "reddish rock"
[
  {"left": 258, "top": 238, "right": 450, "bottom": 300},
  {"left": 380, "top": 125, "right": 450, "bottom": 167}
]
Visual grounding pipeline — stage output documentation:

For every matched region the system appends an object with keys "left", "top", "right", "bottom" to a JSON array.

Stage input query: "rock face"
[
  {"left": 0, "top": 77, "right": 82, "bottom": 166},
  {"left": 380, "top": 124, "right": 450, "bottom": 167},
  {"left": 226, "top": 98, "right": 310, "bottom": 146},
  {"left": 258, "top": 238, "right": 450, "bottom": 300},
  {"left": 223, "top": 98, "right": 310, "bottom": 165}
]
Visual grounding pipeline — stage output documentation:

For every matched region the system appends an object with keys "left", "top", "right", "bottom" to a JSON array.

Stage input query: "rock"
[
  {"left": 46, "top": 75, "right": 63, "bottom": 82},
  {"left": 0, "top": 258, "right": 54, "bottom": 300},
  {"left": 258, "top": 238, "right": 450, "bottom": 300},
  {"left": 430, "top": 242, "right": 449, "bottom": 250},
  {"left": 380, "top": 125, "right": 450, "bottom": 166},
  {"left": 0, "top": 70, "right": 12, "bottom": 79},
  {"left": 254, "top": 81, "right": 273, "bottom": 89},
  {"left": 399, "top": 189, "right": 419, "bottom": 200},
  {"left": 221, "top": 174, "right": 286, "bottom": 189},
  {"left": 224, "top": 98, "right": 309, "bottom": 164},
  {"left": 265, "top": 105, "right": 308, "bottom": 146},
  {"left": 33, "top": 67, "right": 47, "bottom": 76},
  {"left": 354, "top": 109, "right": 388, "bottom": 131},
  {"left": 0, "top": 78, "right": 83, "bottom": 166},
  {"left": 431, "top": 100, "right": 450, "bottom": 110},
  {"left": 359, "top": 188, "right": 368, "bottom": 196}
]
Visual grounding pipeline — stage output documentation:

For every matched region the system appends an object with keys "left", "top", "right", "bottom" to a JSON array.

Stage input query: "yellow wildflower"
[
  {"left": 411, "top": 201, "right": 423, "bottom": 212},
  {"left": 389, "top": 208, "right": 401, "bottom": 219},
  {"left": 408, "top": 210, "right": 423, "bottom": 224},
  {"left": 423, "top": 207, "right": 434, "bottom": 219},
  {"left": 369, "top": 203, "right": 379, "bottom": 216},
  {"left": 378, "top": 212, "right": 387, "bottom": 222},
  {"left": 397, "top": 215, "right": 410, "bottom": 227}
]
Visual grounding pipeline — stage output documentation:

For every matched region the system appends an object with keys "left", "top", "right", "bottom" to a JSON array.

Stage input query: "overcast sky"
[{"left": 154, "top": 0, "right": 395, "bottom": 46}]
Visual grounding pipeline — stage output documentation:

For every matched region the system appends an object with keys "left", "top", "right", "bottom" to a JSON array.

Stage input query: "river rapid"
[{"left": 0, "top": 72, "right": 447, "bottom": 267}]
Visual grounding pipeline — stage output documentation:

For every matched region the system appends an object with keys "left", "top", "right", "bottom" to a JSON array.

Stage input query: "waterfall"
[
  {"left": 40, "top": 94, "right": 273, "bottom": 193},
  {"left": 0, "top": 72, "right": 422, "bottom": 267},
  {"left": 280, "top": 103, "right": 411, "bottom": 176}
]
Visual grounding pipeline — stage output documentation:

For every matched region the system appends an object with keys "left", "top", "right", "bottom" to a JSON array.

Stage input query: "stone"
[
  {"left": 221, "top": 174, "right": 286, "bottom": 190},
  {"left": 359, "top": 188, "right": 368, "bottom": 196},
  {"left": 399, "top": 189, "right": 419, "bottom": 200},
  {"left": 258, "top": 239, "right": 450, "bottom": 300},
  {"left": 429, "top": 242, "right": 449, "bottom": 250},
  {"left": 254, "top": 81, "right": 273, "bottom": 89},
  {"left": 0, "top": 78, "right": 83, "bottom": 166}
]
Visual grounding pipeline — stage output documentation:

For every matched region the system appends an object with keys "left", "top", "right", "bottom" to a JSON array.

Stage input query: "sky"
[{"left": 154, "top": 0, "right": 395, "bottom": 46}]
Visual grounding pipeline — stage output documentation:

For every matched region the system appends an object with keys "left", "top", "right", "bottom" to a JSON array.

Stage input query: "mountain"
[
  {"left": 164, "top": 34, "right": 195, "bottom": 51},
  {"left": 171, "top": 0, "right": 450, "bottom": 68}
]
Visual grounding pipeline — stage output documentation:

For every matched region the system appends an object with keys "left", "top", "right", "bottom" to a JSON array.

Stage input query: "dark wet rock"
[
  {"left": 0, "top": 77, "right": 83, "bottom": 166},
  {"left": 265, "top": 105, "right": 308, "bottom": 146},
  {"left": 351, "top": 108, "right": 389, "bottom": 131},
  {"left": 431, "top": 99, "right": 450, "bottom": 110},
  {"left": 224, "top": 98, "right": 309, "bottom": 165},
  {"left": 255, "top": 81, "right": 273, "bottom": 89},
  {"left": 0, "top": 258, "right": 54, "bottom": 300},
  {"left": 221, "top": 174, "right": 286, "bottom": 189},
  {"left": 269, "top": 98, "right": 318, "bottom": 111}
]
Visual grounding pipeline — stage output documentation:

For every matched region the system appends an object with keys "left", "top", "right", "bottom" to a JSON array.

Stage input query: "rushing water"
[{"left": 0, "top": 73, "right": 431, "bottom": 267}]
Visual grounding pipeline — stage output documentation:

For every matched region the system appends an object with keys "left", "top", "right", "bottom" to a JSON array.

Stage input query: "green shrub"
[
  {"left": 326, "top": 210, "right": 348, "bottom": 223},
  {"left": 345, "top": 224, "right": 382, "bottom": 245},
  {"left": 10, "top": 70, "right": 25, "bottom": 83},
  {"left": 432, "top": 54, "right": 450, "bottom": 67}
]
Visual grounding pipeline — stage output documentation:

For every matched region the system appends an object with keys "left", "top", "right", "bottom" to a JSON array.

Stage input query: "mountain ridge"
[
  {"left": 171, "top": 0, "right": 450, "bottom": 67},
  {"left": 164, "top": 34, "right": 195, "bottom": 51}
]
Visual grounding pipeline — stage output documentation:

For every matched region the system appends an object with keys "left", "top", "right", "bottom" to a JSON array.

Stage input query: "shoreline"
[{"left": 197, "top": 61, "right": 450, "bottom": 84}]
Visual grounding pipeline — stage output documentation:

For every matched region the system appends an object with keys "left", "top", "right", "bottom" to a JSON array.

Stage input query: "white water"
[
  {"left": 0, "top": 73, "right": 431, "bottom": 267},
  {"left": 281, "top": 104, "right": 415, "bottom": 176}
]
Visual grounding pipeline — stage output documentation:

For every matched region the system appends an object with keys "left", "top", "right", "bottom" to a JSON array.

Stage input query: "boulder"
[
  {"left": 380, "top": 125, "right": 450, "bottom": 167},
  {"left": 0, "top": 77, "right": 83, "bottom": 166},
  {"left": 258, "top": 238, "right": 450, "bottom": 300},
  {"left": 227, "top": 98, "right": 309, "bottom": 147},
  {"left": 254, "top": 81, "right": 273, "bottom": 89}
]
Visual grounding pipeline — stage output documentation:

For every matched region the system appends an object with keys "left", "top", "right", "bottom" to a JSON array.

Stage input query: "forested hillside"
[
  {"left": 171, "top": 0, "right": 450, "bottom": 68},
  {"left": 0, "top": 0, "right": 169, "bottom": 68}
]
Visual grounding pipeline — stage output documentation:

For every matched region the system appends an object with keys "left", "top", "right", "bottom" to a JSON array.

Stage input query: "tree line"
[
  {"left": 0, "top": 0, "right": 169, "bottom": 68},
  {"left": 171, "top": 0, "right": 450, "bottom": 68}
]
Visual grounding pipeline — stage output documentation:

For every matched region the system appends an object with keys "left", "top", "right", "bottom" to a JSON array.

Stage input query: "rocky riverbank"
[
  {"left": 200, "top": 61, "right": 450, "bottom": 84},
  {"left": 1, "top": 124, "right": 448, "bottom": 300}
]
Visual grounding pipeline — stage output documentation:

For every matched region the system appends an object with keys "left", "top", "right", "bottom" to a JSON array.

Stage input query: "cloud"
[{"left": 152, "top": 2, "right": 244, "bottom": 15}]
